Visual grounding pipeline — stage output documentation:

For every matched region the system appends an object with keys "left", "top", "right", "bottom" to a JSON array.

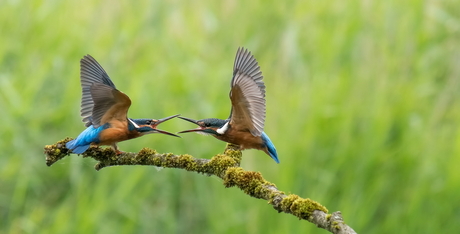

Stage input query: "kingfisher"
[
  {"left": 66, "top": 55, "right": 180, "bottom": 154},
  {"left": 177, "top": 47, "right": 279, "bottom": 163}
]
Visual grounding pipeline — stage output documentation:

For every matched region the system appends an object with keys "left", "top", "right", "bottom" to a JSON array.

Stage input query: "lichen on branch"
[{"left": 44, "top": 138, "right": 356, "bottom": 234}]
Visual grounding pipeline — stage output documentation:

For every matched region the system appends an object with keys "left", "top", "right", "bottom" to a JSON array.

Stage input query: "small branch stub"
[{"left": 44, "top": 138, "right": 357, "bottom": 234}]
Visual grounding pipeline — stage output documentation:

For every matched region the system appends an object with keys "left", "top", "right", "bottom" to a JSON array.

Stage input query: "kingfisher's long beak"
[
  {"left": 177, "top": 116, "right": 199, "bottom": 124},
  {"left": 178, "top": 128, "right": 206, "bottom": 134},
  {"left": 177, "top": 116, "right": 206, "bottom": 134},
  {"left": 151, "top": 114, "right": 181, "bottom": 137}
]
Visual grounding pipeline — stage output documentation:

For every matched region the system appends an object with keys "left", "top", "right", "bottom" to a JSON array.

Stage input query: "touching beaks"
[
  {"left": 177, "top": 116, "right": 205, "bottom": 134},
  {"left": 151, "top": 114, "right": 181, "bottom": 137},
  {"left": 152, "top": 114, "right": 181, "bottom": 127}
]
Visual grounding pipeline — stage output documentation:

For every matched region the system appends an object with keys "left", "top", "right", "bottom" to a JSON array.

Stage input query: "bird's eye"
[{"left": 145, "top": 120, "right": 152, "bottom": 125}]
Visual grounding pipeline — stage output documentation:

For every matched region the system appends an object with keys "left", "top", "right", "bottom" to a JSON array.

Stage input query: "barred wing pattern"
[
  {"left": 79, "top": 55, "right": 128, "bottom": 128},
  {"left": 80, "top": 55, "right": 131, "bottom": 128},
  {"left": 229, "top": 47, "right": 266, "bottom": 137}
]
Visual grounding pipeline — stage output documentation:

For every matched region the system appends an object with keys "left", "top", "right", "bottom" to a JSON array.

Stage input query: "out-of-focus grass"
[{"left": 1, "top": 0, "right": 459, "bottom": 233}]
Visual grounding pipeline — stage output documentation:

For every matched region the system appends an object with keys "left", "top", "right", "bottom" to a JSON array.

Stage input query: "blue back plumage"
[
  {"left": 66, "top": 124, "right": 108, "bottom": 154},
  {"left": 261, "top": 132, "right": 279, "bottom": 163}
]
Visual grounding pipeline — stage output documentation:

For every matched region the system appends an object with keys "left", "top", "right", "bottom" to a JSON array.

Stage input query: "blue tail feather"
[
  {"left": 261, "top": 132, "right": 279, "bottom": 163},
  {"left": 66, "top": 140, "right": 91, "bottom": 154},
  {"left": 66, "top": 126, "right": 105, "bottom": 154}
]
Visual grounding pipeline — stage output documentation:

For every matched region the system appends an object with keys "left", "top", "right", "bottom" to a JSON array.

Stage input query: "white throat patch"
[
  {"left": 216, "top": 122, "right": 229, "bottom": 135},
  {"left": 197, "top": 131, "right": 212, "bottom": 136}
]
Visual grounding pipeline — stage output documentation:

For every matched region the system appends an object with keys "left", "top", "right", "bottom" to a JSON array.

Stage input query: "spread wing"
[
  {"left": 80, "top": 55, "right": 117, "bottom": 127},
  {"left": 90, "top": 83, "right": 131, "bottom": 128},
  {"left": 229, "top": 47, "right": 266, "bottom": 136}
]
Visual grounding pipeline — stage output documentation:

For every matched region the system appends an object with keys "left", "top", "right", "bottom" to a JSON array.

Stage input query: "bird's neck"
[
  {"left": 216, "top": 121, "right": 230, "bottom": 134},
  {"left": 127, "top": 118, "right": 138, "bottom": 131}
]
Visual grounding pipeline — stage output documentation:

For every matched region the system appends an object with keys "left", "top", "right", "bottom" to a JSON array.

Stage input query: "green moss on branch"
[{"left": 44, "top": 138, "right": 356, "bottom": 234}]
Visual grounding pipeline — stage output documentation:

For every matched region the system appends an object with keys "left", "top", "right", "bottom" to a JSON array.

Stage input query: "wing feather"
[
  {"left": 79, "top": 55, "right": 117, "bottom": 127},
  {"left": 229, "top": 47, "right": 266, "bottom": 136},
  {"left": 90, "top": 83, "right": 131, "bottom": 128}
]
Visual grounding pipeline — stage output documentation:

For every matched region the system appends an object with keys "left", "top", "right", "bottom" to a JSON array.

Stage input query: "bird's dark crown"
[
  {"left": 131, "top": 118, "right": 154, "bottom": 125},
  {"left": 198, "top": 118, "right": 227, "bottom": 128}
]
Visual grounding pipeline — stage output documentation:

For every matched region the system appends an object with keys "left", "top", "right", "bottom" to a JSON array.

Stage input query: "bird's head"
[
  {"left": 129, "top": 114, "right": 180, "bottom": 137},
  {"left": 177, "top": 117, "right": 228, "bottom": 136}
]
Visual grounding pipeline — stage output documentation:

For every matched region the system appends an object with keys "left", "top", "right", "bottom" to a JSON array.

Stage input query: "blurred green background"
[{"left": 1, "top": 0, "right": 459, "bottom": 233}]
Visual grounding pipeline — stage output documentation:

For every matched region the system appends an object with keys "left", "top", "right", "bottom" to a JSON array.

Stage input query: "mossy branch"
[{"left": 44, "top": 138, "right": 357, "bottom": 234}]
